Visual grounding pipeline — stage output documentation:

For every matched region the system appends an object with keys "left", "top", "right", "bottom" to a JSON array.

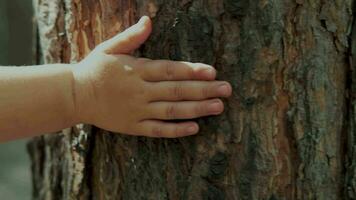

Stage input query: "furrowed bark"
[{"left": 28, "top": 0, "right": 355, "bottom": 199}]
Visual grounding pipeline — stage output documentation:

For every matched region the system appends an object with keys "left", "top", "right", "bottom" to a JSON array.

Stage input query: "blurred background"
[{"left": 0, "top": 0, "right": 34, "bottom": 199}]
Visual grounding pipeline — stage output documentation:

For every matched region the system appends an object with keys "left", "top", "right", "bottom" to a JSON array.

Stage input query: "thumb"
[{"left": 100, "top": 16, "right": 152, "bottom": 54}]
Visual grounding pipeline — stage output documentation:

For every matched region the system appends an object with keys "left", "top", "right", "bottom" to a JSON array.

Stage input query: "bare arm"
[{"left": 0, "top": 64, "right": 77, "bottom": 141}]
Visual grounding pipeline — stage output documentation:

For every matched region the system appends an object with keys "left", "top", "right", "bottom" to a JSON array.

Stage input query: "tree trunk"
[{"left": 28, "top": 0, "right": 356, "bottom": 199}]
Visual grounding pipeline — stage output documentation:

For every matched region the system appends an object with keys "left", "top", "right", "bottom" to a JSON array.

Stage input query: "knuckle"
[
  {"left": 166, "top": 104, "right": 177, "bottom": 119},
  {"left": 164, "top": 61, "right": 174, "bottom": 79},
  {"left": 202, "top": 86, "right": 210, "bottom": 98},
  {"left": 172, "top": 83, "right": 183, "bottom": 99},
  {"left": 137, "top": 84, "right": 147, "bottom": 98},
  {"left": 173, "top": 126, "right": 180, "bottom": 138},
  {"left": 194, "top": 103, "right": 204, "bottom": 116},
  {"left": 152, "top": 126, "right": 164, "bottom": 137}
]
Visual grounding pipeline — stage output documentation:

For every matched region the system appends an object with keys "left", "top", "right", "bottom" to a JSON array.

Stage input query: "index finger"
[{"left": 139, "top": 59, "right": 216, "bottom": 82}]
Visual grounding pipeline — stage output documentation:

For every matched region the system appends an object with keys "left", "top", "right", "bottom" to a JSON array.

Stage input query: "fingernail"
[
  {"left": 138, "top": 16, "right": 149, "bottom": 24},
  {"left": 186, "top": 125, "right": 198, "bottom": 134},
  {"left": 217, "top": 84, "right": 230, "bottom": 96},
  {"left": 202, "top": 68, "right": 215, "bottom": 78},
  {"left": 208, "top": 100, "right": 222, "bottom": 113}
]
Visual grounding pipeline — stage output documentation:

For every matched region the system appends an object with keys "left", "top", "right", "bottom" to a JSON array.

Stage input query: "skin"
[{"left": 0, "top": 16, "right": 232, "bottom": 142}]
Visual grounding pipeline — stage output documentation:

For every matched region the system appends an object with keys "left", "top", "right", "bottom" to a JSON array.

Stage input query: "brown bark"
[{"left": 28, "top": 0, "right": 356, "bottom": 199}]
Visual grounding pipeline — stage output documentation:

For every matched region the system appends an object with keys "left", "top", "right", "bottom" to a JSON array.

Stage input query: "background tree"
[{"left": 28, "top": 0, "right": 356, "bottom": 199}]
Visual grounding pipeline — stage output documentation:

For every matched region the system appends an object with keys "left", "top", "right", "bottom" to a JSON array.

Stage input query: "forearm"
[{"left": 0, "top": 64, "right": 77, "bottom": 142}]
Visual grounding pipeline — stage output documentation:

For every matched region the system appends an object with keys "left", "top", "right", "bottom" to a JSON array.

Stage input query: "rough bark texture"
[{"left": 28, "top": 0, "right": 356, "bottom": 199}]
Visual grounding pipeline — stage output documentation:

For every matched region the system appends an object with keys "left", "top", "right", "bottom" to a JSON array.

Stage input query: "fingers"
[
  {"left": 139, "top": 59, "right": 216, "bottom": 81},
  {"left": 136, "top": 120, "right": 199, "bottom": 138},
  {"left": 99, "top": 16, "right": 152, "bottom": 54},
  {"left": 147, "top": 81, "right": 232, "bottom": 101},
  {"left": 147, "top": 99, "right": 224, "bottom": 120}
]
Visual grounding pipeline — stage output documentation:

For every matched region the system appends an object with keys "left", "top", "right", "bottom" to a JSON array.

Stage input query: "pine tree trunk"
[{"left": 28, "top": 0, "right": 356, "bottom": 199}]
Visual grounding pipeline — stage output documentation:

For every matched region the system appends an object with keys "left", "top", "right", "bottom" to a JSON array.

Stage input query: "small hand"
[{"left": 72, "top": 16, "right": 232, "bottom": 138}]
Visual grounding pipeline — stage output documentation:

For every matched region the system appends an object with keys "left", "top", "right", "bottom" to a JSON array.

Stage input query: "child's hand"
[{"left": 72, "top": 16, "right": 232, "bottom": 138}]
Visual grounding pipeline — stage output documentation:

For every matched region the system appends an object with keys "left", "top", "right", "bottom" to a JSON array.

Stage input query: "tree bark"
[{"left": 28, "top": 0, "right": 356, "bottom": 199}]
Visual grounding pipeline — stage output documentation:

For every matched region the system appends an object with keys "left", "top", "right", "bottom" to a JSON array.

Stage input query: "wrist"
[{"left": 69, "top": 63, "right": 95, "bottom": 125}]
